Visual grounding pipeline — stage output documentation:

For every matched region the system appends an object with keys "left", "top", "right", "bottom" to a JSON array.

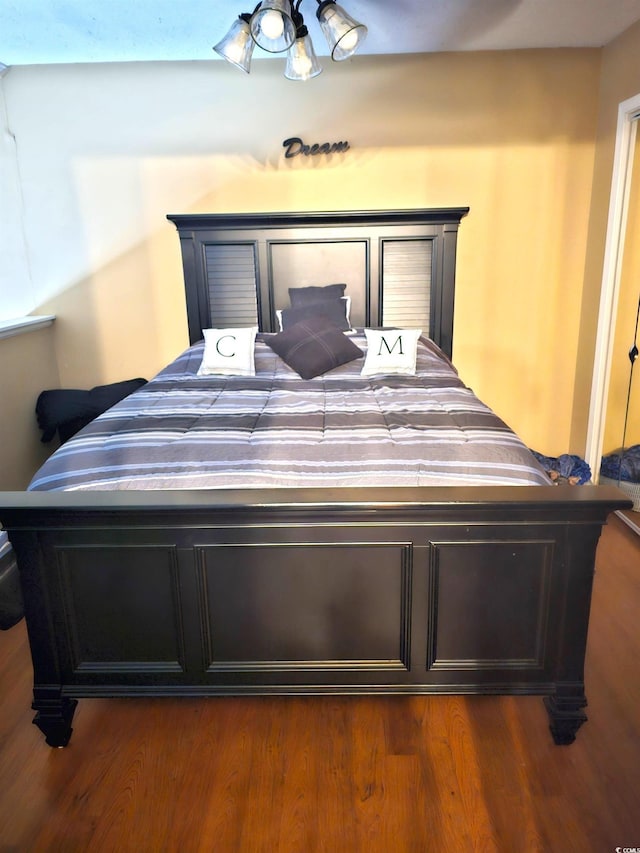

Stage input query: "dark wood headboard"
[{"left": 167, "top": 208, "right": 469, "bottom": 359}]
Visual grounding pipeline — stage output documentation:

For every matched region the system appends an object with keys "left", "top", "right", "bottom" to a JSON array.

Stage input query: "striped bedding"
[
  {"left": 28, "top": 332, "right": 550, "bottom": 492},
  {"left": 0, "top": 531, "right": 12, "bottom": 562}
]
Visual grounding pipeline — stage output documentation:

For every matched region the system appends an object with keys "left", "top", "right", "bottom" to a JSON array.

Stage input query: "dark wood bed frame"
[{"left": 0, "top": 208, "right": 630, "bottom": 748}]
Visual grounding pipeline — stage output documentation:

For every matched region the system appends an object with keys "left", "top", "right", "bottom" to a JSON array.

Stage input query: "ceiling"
[{"left": 2, "top": 0, "right": 640, "bottom": 67}]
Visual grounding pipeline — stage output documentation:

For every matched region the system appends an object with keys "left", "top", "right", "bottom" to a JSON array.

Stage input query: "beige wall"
[
  {"left": 3, "top": 24, "right": 639, "bottom": 488},
  {"left": 1, "top": 48, "right": 603, "bottom": 469},
  {"left": 0, "top": 327, "right": 59, "bottom": 488},
  {"left": 592, "top": 20, "right": 640, "bottom": 455},
  {"left": 573, "top": 19, "right": 640, "bottom": 460}
]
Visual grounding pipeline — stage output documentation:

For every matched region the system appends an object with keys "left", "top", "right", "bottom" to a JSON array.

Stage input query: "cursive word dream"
[{"left": 282, "top": 137, "right": 350, "bottom": 158}]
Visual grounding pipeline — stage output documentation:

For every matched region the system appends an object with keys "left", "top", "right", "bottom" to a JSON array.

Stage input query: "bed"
[{"left": 0, "top": 207, "right": 630, "bottom": 748}]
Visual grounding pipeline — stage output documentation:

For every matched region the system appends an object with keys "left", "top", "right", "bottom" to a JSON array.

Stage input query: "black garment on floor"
[{"left": 36, "top": 378, "right": 147, "bottom": 444}]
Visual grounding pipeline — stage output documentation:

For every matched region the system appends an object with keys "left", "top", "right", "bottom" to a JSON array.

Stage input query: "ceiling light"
[
  {"left": 250, "top": 0, "right": 297, "bottom": 53},
  {"left": 213, "top": 14, "right": 255, "bottom": 73},
  {"left": 316, "top": 0, "right": 367, "bottom": 60},
  {"left": 214, "top": 0, "right": 367, "bottom": 80},
  {"left": 285, "top": 4, "right": 322, "bottom": 81}
]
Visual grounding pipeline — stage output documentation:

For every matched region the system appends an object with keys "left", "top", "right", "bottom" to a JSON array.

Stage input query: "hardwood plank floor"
[{"left": 1, "top": 514, "right": 638, "bottom": 852}]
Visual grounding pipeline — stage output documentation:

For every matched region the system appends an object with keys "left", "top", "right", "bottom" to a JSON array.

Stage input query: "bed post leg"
[
  {"left": 543, "top": 692, "right": 588, "bottom": 745},
  {"left": 32, "top": 693, "right": 78, "bottom": 748}
]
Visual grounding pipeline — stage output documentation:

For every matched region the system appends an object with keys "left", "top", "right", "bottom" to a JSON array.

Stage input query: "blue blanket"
[{"left": 600, "top": 445, "right": 640, "bottom": 483}]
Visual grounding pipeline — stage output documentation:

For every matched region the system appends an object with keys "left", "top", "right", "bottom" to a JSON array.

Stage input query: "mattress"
[{"left": 28, "top": 332, "right": 551, "bottom": 492}]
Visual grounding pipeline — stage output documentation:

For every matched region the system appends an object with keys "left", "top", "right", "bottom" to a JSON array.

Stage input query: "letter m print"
[{"left": 378, "top": 334, "right": 404, "bottom": 356}]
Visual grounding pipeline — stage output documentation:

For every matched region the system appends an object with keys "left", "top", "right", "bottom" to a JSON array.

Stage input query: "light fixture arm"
[{"left": 291, "top": 0, "right": 306, "bottom": 35}]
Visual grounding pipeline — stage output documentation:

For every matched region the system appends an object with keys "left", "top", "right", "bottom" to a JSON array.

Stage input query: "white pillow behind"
[
  {"left": 197, "top": 326, "right": 258, "bottom": 376},
  {"left": 361, "top": 328, "right": 422, "bottom": 377}
]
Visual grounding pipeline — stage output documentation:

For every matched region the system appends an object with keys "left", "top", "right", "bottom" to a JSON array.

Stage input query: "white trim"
[
  {"left": 617, "top": 509, "right": 640, "bottom": 536},
  {"left": 585, "top": 93, "right": 640, "bottom": 480},
  {"left": 0, "top": 315, "right": 56, "bottom": 341}
]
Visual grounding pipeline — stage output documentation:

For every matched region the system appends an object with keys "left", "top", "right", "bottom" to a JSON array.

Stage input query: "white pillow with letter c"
[
  {"left": 197, "top": 326, "right": 258, "bottom": 376},
  {"left": 361, "top": 328, "right": 422, "bottom": 377}
]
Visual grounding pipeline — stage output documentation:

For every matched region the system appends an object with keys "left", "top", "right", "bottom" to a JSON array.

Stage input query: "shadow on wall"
[
  {"left": 199, "top": 50, "right": 601, "bottom": 162},
  {"left": 10, "top": 51, "right": 597, "bottom": 167},
  {"left": 0, "top": 328, "right": 59, "bottom": 488},
  {"left": 37, "top": 232, "right": 188, "bottom": 390},
  {"left": 1, "top": 49, "right": 604, "bottom": 459}
]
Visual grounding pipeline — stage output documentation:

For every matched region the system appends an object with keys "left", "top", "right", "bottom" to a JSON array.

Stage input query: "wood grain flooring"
[{"left": 0, "top": 513, "right": 638, "bottom": 852}]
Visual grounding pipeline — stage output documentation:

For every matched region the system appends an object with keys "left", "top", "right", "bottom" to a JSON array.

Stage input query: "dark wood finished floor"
[{"left": 1, "top": 514, "right": 639, "bottom": 852}]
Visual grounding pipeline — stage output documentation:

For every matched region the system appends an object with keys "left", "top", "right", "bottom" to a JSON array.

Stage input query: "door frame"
[{"left": 586, "top": 92, "right": 640, "bottom": 479}]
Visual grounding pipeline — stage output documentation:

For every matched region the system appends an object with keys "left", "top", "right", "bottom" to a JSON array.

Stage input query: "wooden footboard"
[{"left": 0, "top": 485, "right": 630, "bottom": 747}]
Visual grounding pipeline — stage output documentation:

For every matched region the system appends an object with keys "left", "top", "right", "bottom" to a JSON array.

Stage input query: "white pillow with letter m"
[
  {"left": 361, "top": 328, "right": 423, "bottom": 377},
  {"left": 197, "top": 326, "right": 258, "bottom": 376}
]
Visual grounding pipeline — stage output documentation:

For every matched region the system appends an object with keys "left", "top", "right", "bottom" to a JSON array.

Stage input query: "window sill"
[{"left": 0, "top": 315, "right": 56, "bottom": 341}]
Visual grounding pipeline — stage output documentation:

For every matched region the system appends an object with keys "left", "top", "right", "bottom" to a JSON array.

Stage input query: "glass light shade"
[
  {"left": 213, "top": 17, "right": 255, "bottom": 72},
  {"left": 284, "top": 34, "right": 322, "bottom": 81},
  {"left": 250, "top": 0, "right": 296, "bottom": 53},
  {"left": 317, "top": 1, "right": 367, "bottom": 60}
]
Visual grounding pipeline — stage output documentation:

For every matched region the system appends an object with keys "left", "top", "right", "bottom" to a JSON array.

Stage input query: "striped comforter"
[
  {"left": 0, "top": 531, "right": 12, "bottom": 562},
  {"left": 28, "top": 333, "right": 550, "bottom": 491}
]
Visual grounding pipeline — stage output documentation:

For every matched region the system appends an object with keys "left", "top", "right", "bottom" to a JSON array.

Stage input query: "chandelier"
[{"left": 214, "top": 0, "right": 368, "bottom": 81}]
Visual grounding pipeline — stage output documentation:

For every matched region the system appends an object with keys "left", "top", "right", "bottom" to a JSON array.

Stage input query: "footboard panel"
[
  {"left": 0, "top": 485, "right": 631, "bottom": 745},
  {"left": 36, "top": 525, "right": 558, "bottom": 688}
]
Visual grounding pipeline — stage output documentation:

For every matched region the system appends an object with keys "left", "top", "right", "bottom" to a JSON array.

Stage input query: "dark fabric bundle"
[
  {"left": 36, "top": 378, "right": 147, "bottom": 444},
  {"left": 530, "top": 451, "right": 592, "bottom": 485},
  {"left": 600, "top": 445, "right": 640, "bottom": 483}
]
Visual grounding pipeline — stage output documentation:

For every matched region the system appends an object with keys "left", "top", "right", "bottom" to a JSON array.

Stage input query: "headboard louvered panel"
[
  {"left": 204, "top": 244, "right": 259, "bottom": 328},
  {"left": 167, "top": 208, "right": 469, "bottom": 359},
  {"left": 381, "top": 239, "right": 433, "bottom": 331}
]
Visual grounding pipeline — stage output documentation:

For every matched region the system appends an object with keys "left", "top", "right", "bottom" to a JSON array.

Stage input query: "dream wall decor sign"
[{"left": 282, "top": 136, "right": 350, "bottom": 158}]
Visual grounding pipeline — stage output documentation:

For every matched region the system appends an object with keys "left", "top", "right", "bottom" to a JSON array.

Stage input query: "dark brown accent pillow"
[
  {"left": 279, "top": 298, "right": 349, "bottom": 331},
  {"left": 288, "top": 283, "right": 347, "bottom": 305},
  {"left": 265, "top": 316, "right": 363, "bottom": 380}
]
